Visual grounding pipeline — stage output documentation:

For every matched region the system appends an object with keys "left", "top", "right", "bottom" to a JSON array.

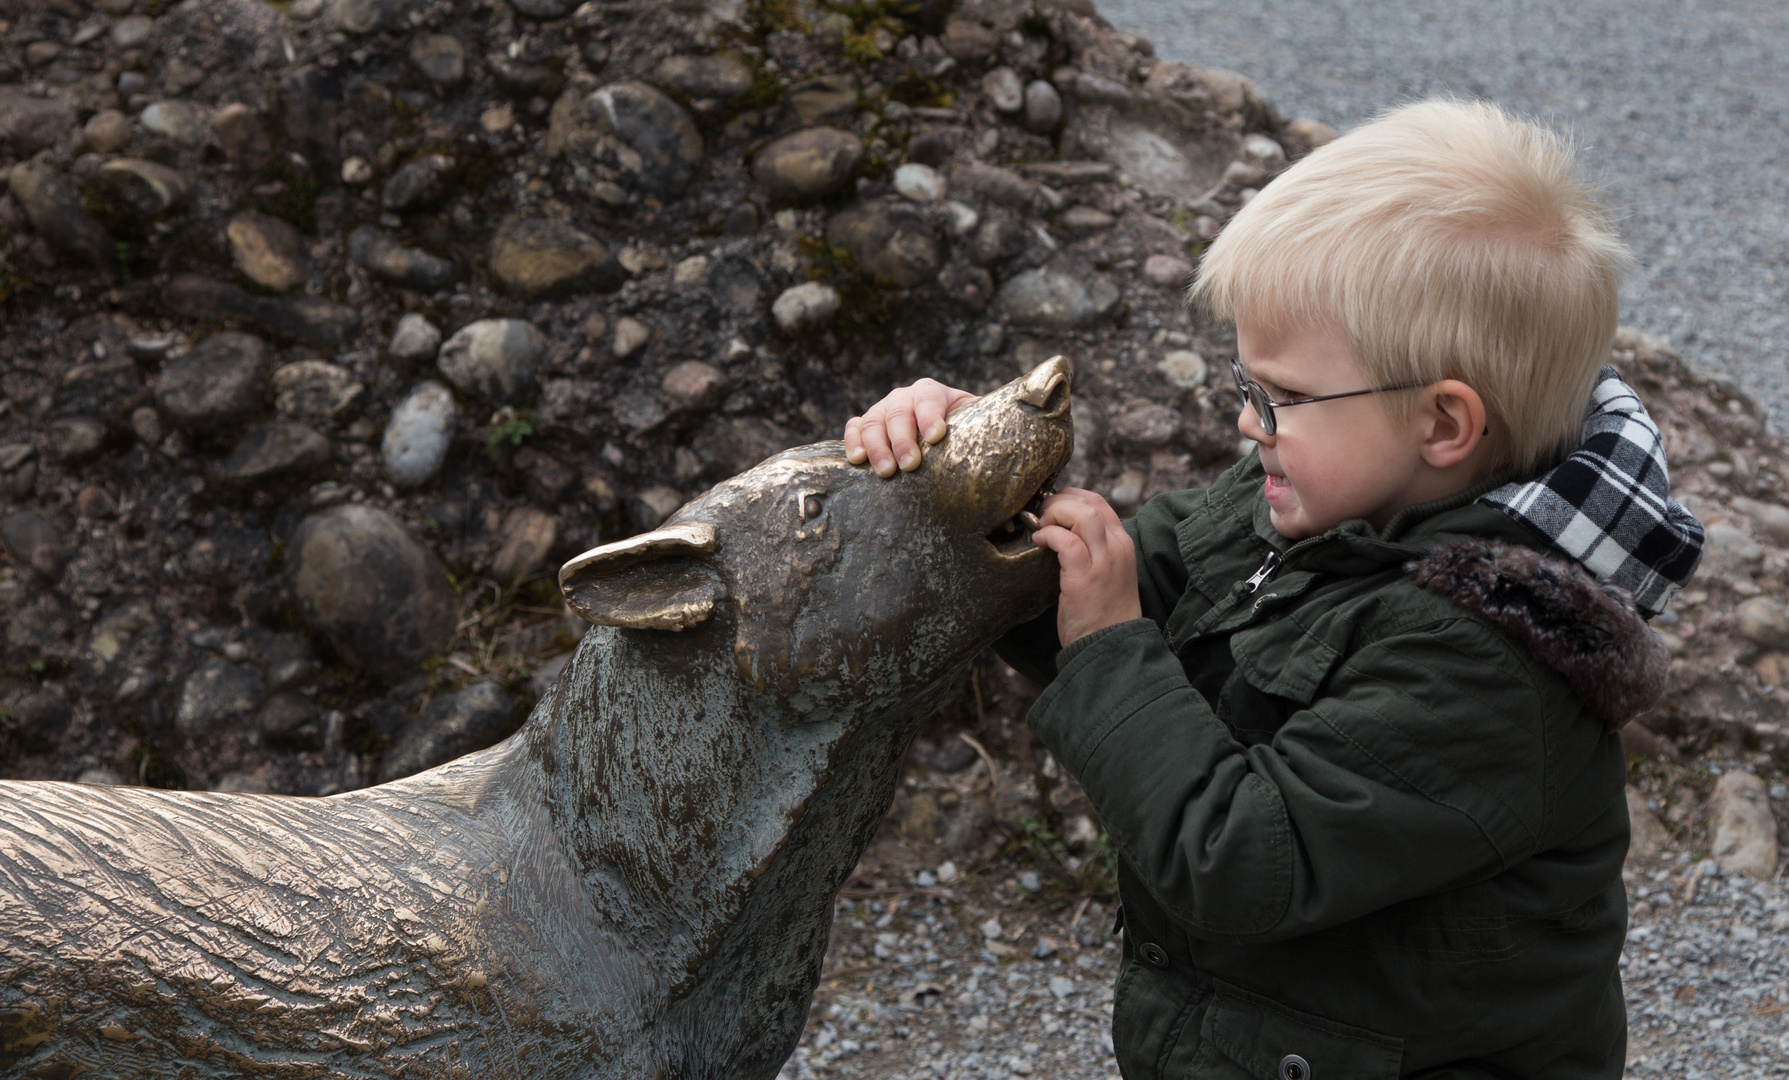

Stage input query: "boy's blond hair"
[{"left": 1191, "top": 98, "right": 1632, "bottom": 476}]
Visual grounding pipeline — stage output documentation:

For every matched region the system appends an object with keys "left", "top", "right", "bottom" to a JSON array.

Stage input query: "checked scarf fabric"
[{"left": 1479, "top": 366, "right": 1705, "bottom": 617}]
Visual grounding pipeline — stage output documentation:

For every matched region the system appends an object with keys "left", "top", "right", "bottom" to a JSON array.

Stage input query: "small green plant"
[
  {"left": 842, "top": 31, "right": 884, "bottom": 64},
  {"left": 736, "top": 66, "right": 788, "bottom": 114},
  {"left": 746, "top": 0, "right": 811, "bottom": 33},
  {"left": 1096, "top": 831, "right": 1119, "bottom": 875},
  {"left": 1020, "top": 815, "right": 1069, "bottom": 867},
  {"left": 856, "top": 150, "right": 891, "bottom": 181},
  {"left": 795, "top": 234, "right": 895, "bottom": 333},
  {"left": 485, "top": 407, "right": 535, "bottom": 461},
  {"left": 1014, "top": 815, "right": 1121, "bottom": 901}
]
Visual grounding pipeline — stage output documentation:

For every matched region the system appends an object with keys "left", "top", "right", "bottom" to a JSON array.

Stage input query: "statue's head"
[{"left": 558, "top": 357, "right": 1074, "bottom": 718}]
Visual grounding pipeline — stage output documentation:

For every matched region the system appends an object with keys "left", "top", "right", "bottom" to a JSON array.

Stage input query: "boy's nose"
[{"left": 1236, "top": 399, "right": 1271, "bottom": 444}]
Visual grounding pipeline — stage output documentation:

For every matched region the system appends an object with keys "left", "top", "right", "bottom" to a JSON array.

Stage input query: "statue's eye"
[{"left": 801, "top": 493, "right": 826, "bottom": 521}]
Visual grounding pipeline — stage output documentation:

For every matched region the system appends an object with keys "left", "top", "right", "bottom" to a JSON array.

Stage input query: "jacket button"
[
  {"left": 1138, "top": 942, "right": 1169, "bottom": 968},
  {"left": 1279, "top": 1053, "right": 1311, "bottom": 1080}
]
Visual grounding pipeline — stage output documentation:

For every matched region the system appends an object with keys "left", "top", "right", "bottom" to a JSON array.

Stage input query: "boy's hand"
[
  {"left": 1030, "top": 489, "right": 1143, "bottom": 647},
  {"left": 843, "top": 379, "right": 978, "bottom": 478}
]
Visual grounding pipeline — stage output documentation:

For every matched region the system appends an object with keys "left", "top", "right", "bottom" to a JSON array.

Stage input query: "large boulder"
[
  {"left": 227, "top": 212, "right": 309, "bottom": 292},
  {"left": 176, "top": 660, "right": 266, "bottom": 736},
  {"left": 489, "top": 216, "right": 623, "bottom": 297},
  {"left": 436, "top": 319, "right": 545, "bottom": 403},
  {"left": 752, "top": 127, "right": 863, "bottom": 202},
  {"left": 995, "top": 261, "right": 1121, "bottom": 329},
  {"left": 1710, "top": 771, "right": 1779, "bottom": 880},
  {"left": 825, "top": 199, "right": 944, "bottom": 290},
  {"left": 0, "top": 89, "right": 75, "bottom": 156},
  {"left": 8, "top": 164, "right": 113, "bottom": 267},
  {"left": 1063, "top": 62, "right": 1270, "bottom": 204},
  {"left": 587, "top": 82, "right": 704, "bottom": 197},
  {"left": 382, "top": 382, "right": 459, "bottom": 488},
  {"left": 286, "top": 505, "right": 456, "bottom": 680},
  {"left": 215, "top": 421, "right": 331, "bottom": 483},
  {"left": 153, "top": 332, "right": 271, "bottom": 432},
  {"left": 348, "top": 226, "right": 456, "bottom": 290}
]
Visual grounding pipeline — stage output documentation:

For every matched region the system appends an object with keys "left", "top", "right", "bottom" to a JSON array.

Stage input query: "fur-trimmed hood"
[{"left": 1408, "top": 539, "right": 1669, "bottom": 732}]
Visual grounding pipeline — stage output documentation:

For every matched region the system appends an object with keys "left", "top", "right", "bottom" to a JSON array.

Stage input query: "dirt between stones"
[{"left": 0, "top": 0, "right": 1784, "bottom": 1073}]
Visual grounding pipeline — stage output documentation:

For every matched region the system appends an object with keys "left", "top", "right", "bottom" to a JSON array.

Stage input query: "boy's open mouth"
[{"left": 988, "top": 474, "right": 1059, "bottom": 557}]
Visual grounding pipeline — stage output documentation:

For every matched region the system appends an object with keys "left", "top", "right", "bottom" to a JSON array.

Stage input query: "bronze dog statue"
[{"left": 0, "top": 358, "right": 1073, "bottom": 1078}]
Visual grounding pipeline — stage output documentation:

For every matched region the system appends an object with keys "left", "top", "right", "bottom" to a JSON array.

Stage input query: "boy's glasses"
[{"left": 1231, "top": 358, "right": 1427, "bottom": 436}]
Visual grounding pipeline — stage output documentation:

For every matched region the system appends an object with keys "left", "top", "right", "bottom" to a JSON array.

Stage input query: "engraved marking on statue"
[{"left": 0, "top": 358, "right": 1075, "bottom": 1077}]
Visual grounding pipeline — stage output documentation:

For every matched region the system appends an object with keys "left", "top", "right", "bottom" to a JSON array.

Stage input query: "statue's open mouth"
[{"left": 987, "top": 473, "right": 1060, "bottom": 557}]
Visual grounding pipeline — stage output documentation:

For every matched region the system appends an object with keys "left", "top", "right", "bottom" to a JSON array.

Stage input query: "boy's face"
[{"left": 1234, "top": 320, "right": 1429, "bottom": 539}]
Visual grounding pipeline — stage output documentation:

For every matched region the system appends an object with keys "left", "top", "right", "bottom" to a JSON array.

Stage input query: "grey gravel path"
[
  {"left": 1624, "top": 862, "right": 1789, "bottom": 1078},
  {"left": 1098, "top": 0, "right": 1789, "bottom": 425},
  {"left": 777, "top": 860, "right": 1789, "bottom": 1079}
]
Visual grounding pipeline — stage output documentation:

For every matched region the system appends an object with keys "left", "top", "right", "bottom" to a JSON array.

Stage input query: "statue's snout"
[{"left": 1016, "top": 356, "right": 1072, "bottom": 418}]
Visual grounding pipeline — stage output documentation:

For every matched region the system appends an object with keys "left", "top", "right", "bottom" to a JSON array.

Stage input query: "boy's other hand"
[
  {"left": 843, "top": 379, "right": 978, "bottom": 478},
  {"left": 1030, "top": 489, "right": 1142, "bottom": 647}
]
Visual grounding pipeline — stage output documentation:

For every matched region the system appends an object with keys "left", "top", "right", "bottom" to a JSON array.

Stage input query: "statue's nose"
[{"left": 1016, "top": 356, "right": 1072, "bottom": 418}]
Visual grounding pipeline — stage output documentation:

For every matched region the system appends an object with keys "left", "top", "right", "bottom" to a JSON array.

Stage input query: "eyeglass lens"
[
  {"left": 1248, "top": 384, "right": 1275, "bottom": 434},
  {"left": 1233, "top": 365, "right": 1276, "bottom": 435}
]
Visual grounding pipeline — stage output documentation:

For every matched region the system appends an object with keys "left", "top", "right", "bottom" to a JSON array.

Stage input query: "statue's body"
[{"left": 0, "top": 359, "right": 1073, "bottom": 1078}]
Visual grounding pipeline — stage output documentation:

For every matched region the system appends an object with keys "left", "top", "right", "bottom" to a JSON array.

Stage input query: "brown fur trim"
[{"left": 1407, "top": 540, "right": 1669, "bottom": 732}]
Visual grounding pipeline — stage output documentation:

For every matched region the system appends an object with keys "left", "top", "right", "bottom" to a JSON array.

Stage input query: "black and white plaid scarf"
[{"left": 1479, "top": 366, "right": 1704, "bottom": 617}]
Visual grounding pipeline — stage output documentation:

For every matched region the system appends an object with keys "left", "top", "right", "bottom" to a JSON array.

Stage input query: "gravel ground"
[
  {"left": 779, "top": 846, "right": 1125, "bottom": 1080},
  {"left": 1097, "top": 0, "right": 1789, "bottom": 426},
  {"left": 1625, "top": 860, "right": 1789, "bottom": 1078},
  {"left": 779, "top": 832, "right": 1789, "bottom": 1080}
]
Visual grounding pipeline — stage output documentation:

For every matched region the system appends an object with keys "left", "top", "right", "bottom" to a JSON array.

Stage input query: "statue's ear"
[{"left": 558, "top": 521, "right": 721, "bottom": 631}]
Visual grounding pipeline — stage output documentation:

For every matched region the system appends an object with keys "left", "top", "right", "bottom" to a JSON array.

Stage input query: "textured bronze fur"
[
  {"left": 1408, "top": 538, "right": 1669, "bottom": 731},
  {"left": 0, "top": 360, "right": 1074, "bottom": 1078}
]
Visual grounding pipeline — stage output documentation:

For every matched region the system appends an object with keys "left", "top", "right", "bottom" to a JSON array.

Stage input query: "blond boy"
[{"left": 847, "top": 99, "right": 1701, "bottom": 1078}]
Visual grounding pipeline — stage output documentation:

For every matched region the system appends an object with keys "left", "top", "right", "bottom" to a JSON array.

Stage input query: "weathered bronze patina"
[{"left": 0, "top": 358, "right": 1073, "bottom": 1078}]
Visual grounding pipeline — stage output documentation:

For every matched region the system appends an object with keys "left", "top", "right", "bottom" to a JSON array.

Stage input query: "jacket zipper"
[
  {"left": 1242, "top": 535, "right": 1328, "bottom": 608},
  {"left": 1243, "top": 551, "right": 1282, "bottom": 592}
]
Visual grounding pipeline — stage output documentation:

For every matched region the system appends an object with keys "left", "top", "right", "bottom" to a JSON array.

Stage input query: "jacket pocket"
[
  {"left": 1196, "top": 979, "right": 1403, "bottom": 1080},
  {"left": 1109, "top": 950, "right": 1207, "bottom": 1080},
  {"left": 1227, "top": 606, "right": 1348, "bottom": 707}
]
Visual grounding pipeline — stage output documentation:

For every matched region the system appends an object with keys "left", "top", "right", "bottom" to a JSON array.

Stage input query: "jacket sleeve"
[
  {"left": 1129, "top": 487, "right": 1196, "bottom": 624},
  {"left": 1030, "top": 614, "right": 1568, "bottom": 943},
  {"left": 993, "top": 608, "right": 1060, "bottom": 689}
]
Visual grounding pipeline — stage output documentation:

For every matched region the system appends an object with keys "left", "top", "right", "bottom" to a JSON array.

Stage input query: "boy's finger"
[
  {"left": 843, "top": 417, "right": 867, "bottom": 464},
  {"left": 1037, "top": 490, "right": 1107, "bottom": 534},
  {"left": 886, "top": 405, "right": 924, "bottom": 472},
  {"left": 915, "top": 392, "right": 951, "bottom": 446},
  {"left": 857, "top": 414, "right": 899, "bottom": 478},
  {"left": 1031, "top": 525, "right": 1090, "bottom": 577}
]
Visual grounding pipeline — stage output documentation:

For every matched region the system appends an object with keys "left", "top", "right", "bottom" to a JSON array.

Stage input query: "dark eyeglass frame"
[{"left": 1230, "top": 358, "right": 1427, "bottom": 436}]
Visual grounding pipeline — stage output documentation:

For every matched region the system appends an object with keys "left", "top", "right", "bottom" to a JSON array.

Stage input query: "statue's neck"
[{"left": 523, "top": 625, "right": 840, "bottom": 990}]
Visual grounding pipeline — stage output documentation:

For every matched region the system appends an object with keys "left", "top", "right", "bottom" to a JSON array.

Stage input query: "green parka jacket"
[{"left": 996, "top": 454, "right": 1670, "bottom": 1080}]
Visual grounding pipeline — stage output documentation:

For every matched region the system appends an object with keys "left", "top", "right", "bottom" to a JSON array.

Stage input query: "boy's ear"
[
  {"left": 558, "top": 521, "right": 722, "bottom": 631},
  {"left": 1420, "top": 379, "right": 1488, "bottom": 470}
]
